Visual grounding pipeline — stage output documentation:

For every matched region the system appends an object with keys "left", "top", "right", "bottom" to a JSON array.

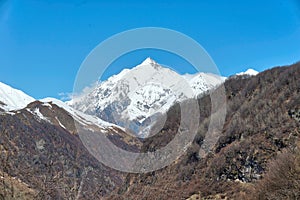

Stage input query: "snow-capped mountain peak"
[
  {"left": 237, "top": 68, "right": 259, "bottom": 76},
  {"left": 70, "top": 58, "right": 225, "bottom": 137},
  {"left": 0, "top": 82, "right": 35, "bottom": 111},
  {"left": 132, "top": 57, "right": 164, "bottom": 73},
  {"left": 140, "top": 57, "right": 157, "bottom": 65}
]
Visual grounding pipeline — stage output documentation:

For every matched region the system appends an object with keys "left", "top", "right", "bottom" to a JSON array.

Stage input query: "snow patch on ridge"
[
  {"left": 55, "top": 116, "right": 66, "bottom": 129},
  {"left": 26, "top": 108, "right": 51, "bottom": 123},
  {"left": 0, "top": 82, "right": 35, "bottom": 111}
]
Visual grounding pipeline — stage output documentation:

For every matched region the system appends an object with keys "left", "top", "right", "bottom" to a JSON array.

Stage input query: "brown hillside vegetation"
[
  {"left": 0, "top": 102, "right": 142, "bottom": 199},
  {"left": 250, "top": 143, "right": 300, "bottom": 199},
  {"left": 0, "top": 62, "right": 299, "bottom": 199},
  {"left": 107, "top": 62, "right": 300, "bottom": 199}
]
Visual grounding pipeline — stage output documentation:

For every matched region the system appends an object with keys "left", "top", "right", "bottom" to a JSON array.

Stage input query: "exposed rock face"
[{"left": 289, "top": 109, "right": 300, "bottom": 122}]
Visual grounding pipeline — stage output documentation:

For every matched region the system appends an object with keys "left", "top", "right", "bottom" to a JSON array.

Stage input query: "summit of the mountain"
[{"left": 140, "top": 57, "right": 157, "bottom": 65}]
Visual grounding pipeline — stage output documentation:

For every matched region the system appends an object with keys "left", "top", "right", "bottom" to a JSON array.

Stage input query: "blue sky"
[{"left": 0, "top": 0, "right": 299, "bottom": 99}]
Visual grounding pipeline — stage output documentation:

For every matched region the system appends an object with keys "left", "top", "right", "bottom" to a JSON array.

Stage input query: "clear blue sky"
[{"left": 0, "top": 0, "right": 299, "bottom": 99}]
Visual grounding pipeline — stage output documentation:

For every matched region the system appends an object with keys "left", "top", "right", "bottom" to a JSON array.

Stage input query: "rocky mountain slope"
[
  {"left": 0, "top": 98, "right": 141, "bottom": 199},
  {"left": 106, "top": 62, "right": 300, "bottom": 199}
]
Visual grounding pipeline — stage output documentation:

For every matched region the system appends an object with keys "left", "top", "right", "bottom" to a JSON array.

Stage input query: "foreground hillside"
[
  {"left": 0, "top": 62, "right": 299, "bottom": 199},
  {"left": 107, "top": 62, "right": 300, "bottom": 199},
  {"left": 0, "top": 100, "right": 141, "bottom": 199}
]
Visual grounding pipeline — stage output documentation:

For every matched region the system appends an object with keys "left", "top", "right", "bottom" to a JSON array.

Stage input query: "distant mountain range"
[
  {"left": 68, "top": 58, "right": 228, "bottom": 137},
  {"left": 0, "top": 58, "right": 259, "bottom": 138},
  {"left": 0, "top": 58, "right": 259, "bottom": 129}
]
